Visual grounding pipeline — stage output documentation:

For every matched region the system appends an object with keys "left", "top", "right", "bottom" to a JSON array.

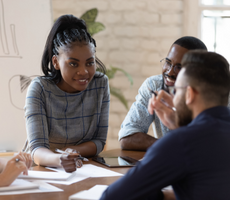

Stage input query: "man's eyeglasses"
[
  {"left": 168, "top": 86, "right": 188, "bottom": 95},
  {"left": 160, "top": 58, "right": 182, "bottom": 74}
]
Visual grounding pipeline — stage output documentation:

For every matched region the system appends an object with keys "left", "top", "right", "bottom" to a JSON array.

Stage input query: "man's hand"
[
  {"left": 148, "top": 90, "right": 178, "bottom": 130},
  {"left": 163, "top": 189, "right": 176, "bottom": 200}
]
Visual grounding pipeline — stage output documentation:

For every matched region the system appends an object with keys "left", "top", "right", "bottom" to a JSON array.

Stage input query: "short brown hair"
[{"left": 182, "top": 50, "right": 230, "bottom": 106}]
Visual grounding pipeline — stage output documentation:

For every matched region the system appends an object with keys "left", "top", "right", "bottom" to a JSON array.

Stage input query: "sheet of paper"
[
  {"left": 45, "top": 164, "right": 123, "bottom": 185},
  {"left": 18, "top": 170, "right": 74, "bottom": 180},
  {"left": 0, "top": 180, "right": 63, "bottom": 195},
  {"left": 0, "top": 179, "right": 39, "bottom": 192},
  {"left": 41, "top": 173, "right": 89, "bottom": 185},
  {"left": 69, "top": 185, "right": 108, "bottom": 200},
  {"left": 48, "top": 164, "right": 123, "bottom": 177},
  {"left": 79, "top": 164, "right": 123, "bottom": 177}
]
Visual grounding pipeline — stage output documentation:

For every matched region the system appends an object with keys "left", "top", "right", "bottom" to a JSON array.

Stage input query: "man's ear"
[
  {"left": 52, "top": 55, "right": 60, "bottom": 70},
  {"left": 185, "top": 86, "right": 195, "bottom": 105}
]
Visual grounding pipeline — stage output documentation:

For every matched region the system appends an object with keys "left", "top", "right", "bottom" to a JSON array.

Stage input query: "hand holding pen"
[
  {"left": 55, "top": 148, "right": 88, "bottom": 173},
  {"left": 147, "top": 87, "right": 176, "bottom": 112},
  {"left": 148, "top": 87, "right": 178, "bottom": 130}
]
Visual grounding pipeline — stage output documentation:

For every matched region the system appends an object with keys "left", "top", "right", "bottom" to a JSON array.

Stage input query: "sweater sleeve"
[
  {"left": 91, "top": 76, "right": 110, "bottom": 155},
  {"left": 24, "top": 79, "right": 50, "bottom": 159},
  {"left": 118, "top": 77, "right": 156, "bottom": 140}
]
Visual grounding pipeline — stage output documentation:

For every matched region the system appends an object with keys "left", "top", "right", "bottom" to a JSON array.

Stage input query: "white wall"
[{"left": 0, "top": 0, "right": 52, "bottom": 151}]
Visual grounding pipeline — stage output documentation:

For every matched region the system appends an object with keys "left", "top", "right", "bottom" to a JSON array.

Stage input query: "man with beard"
[
  {"left": 119, "top": 36, "right": 207, "bottom": 151},
  {"left": 100, "top": 51, "right": 230, "bottom": 200}
]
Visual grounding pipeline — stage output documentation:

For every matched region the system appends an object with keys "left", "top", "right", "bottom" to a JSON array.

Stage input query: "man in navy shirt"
[{"left": 100, "top": 50, "right": 230, "bottom": 200}]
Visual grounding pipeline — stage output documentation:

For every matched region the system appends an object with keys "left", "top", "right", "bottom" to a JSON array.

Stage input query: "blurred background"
[
  {"left": 52, "top": 0, "right": 184, "bottom": 149},
  {"left": 1, "top": 0, "right": 230, "bottom": 151},
  {"left": 52, "top": 0, "right": 230, "bottom": 149}
]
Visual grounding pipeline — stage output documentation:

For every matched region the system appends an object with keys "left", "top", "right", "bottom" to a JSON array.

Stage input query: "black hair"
[
  {"left": 41, "top": 14, "right": 106, "bottom": 83},
  {"left": 174, "top": 36, "right": 207, "bottom": 51},
  {"left": 182, "top": 50, "right": 230, "bottom": 105}
]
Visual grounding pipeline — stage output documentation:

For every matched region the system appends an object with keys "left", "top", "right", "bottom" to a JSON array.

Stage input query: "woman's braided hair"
[{"left": 41, "top": 14, "right": 106, "bottom": 83}]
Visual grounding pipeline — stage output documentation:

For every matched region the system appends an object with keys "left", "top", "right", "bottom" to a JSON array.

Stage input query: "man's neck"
[{"left": 192, "top": 102, "right": 220, "bottom": 119}]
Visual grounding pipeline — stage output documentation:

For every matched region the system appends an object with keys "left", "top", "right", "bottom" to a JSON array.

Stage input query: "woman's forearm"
[
  {"left": 63, "top": 141, "right": 97, "bottom": 157},
  {"left": 33, "top": 148, "right": 61, "bottom": 167}
]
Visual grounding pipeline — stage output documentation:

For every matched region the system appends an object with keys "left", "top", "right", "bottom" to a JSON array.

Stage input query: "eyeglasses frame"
[
  {"left": 168, "top": 85, "right": 188, "bottom": 95},
  {"left": 160, "top": 58, "right": 182, "bottom": 74}
]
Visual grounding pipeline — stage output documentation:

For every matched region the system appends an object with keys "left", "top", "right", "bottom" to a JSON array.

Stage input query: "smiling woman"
[
  {"left": 23, "top": 15, "right": 110, "bottom": 173},
  {"left": 52, "top": 42, "right": 97, "bottom": 93}
]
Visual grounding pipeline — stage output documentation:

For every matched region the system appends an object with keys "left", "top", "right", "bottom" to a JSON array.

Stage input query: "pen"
[
  {"left": 147, "top": 87, "right": 176, "bottom": 112},
  {"left": 55, "top": 149, "right": 89, "bottom": 161}
]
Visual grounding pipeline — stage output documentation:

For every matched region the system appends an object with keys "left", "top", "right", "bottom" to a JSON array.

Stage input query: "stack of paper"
[{"left": 69, "top": 185, "right": 108, "bottom": 200}]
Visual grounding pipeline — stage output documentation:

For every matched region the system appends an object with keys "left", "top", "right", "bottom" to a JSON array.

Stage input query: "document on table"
[
  {"left": 18, "top": 170, "right": 74, "bottom": 180},
  {"left": 0, "top": 179, "right": 39, "bottom": 192},
  {"left": 0, "top": 180, "right": 63, "bottom": 195},
  {"left": 45, "top": 164, "right": 123, "bottom": 185},
  {"left": 69, "top": 185, "right": 108, "bottom": 200}
]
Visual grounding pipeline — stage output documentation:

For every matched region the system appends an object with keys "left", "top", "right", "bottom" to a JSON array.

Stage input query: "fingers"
[
  {"left": 65, "top": 148, "right": 79, "bottom": 154},
  {"left": 26, "top": 153, "right": 33, "bottom": 169},
  {"left": 21, "top": 163, "right": 29, "bottom": 175},
  {"left": 148, "top": 90, "right": 171, "bottom": 115},
  {"left": 15, "top": 152, "right": 32, "bottom": 169},
  {"left": 61, "top": 153, "right": 80, "bottom": 160},
  {"left": 153, "top": 90, "right": 174, "bottom": 112},
  {"left": 15, "top": 160, "right": 28, "bottom": 175},
  {"left": 9, "top": 157, "right": 28, "bottom": 175},
  {"left": 148, "top": 89, "right": 177, "bottom": 129},
  {"left": 15, "top": 152, "right": 26, "bottom": 163},
  {"left": 60, "top": 157, "right": 77, "bottom": 173},
  {"left": 157, "top": 90, "right": 174, "bottom": 107},
  {"left": 60, "top": 150, "right": 81, "bottom": 173},
  {"left": 59, "top": 148, "right": 84, "bottom": 172},
  {"left": 76, "top": 159, "right": 83, "bottom": 168},
  {"left": 148, "top": 94, "right": 156, "bottom": 115}
]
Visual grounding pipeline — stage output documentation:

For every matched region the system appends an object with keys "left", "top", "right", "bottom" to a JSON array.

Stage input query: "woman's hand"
[
  {"left": 0, "top": 152, "right": 32, "bottom": 187},
  {"left": 60, "top": 148, "right": 83, "bottom": 173}
]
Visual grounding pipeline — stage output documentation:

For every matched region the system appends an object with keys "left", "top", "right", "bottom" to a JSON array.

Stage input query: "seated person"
[
  {"left": 119, "top": 36, "right": 208, "bottom": 151},
  {"left": 0, "top": 152, "right": 32, "bottom": 187},
  {"left": 100, "top": 51, "right": 230, "bottom": 200},
  {"left": 23, "top": 15, "right": 110, "bottom": 172}
]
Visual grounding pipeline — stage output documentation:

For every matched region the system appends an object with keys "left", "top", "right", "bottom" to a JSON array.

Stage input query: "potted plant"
[{"left": 80, "top": 8, "right": 133, "bottom": 109}]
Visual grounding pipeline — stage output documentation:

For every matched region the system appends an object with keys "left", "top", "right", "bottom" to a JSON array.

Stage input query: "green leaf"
[
  {"left": 80, "top": 8, "right": 98, "bottom": 23},
  {"left": 87, "top": 22, "right": 105, "bottom": 36},
  {"left": 110, "top": 66, "right": 133, "bottom": 86},
  {"left": 104, "top": 68, "right": 115, "bottom": 79},
  {"left": 110, "top": 86, "right": 129, "bottom": 110}
]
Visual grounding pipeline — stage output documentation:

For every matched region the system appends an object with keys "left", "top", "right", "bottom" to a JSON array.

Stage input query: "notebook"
[{"left": 0, "top": 179, "right": 39, "bottom": 192}]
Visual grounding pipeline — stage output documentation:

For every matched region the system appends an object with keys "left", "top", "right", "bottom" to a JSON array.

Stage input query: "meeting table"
[{"left": 0, "top": 149, "right": 146, "bottom": 200}]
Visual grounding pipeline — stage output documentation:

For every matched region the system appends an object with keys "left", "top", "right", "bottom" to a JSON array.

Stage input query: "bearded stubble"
[{"left": 176, "top": 93, "right": 193, "bottom": 127}]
